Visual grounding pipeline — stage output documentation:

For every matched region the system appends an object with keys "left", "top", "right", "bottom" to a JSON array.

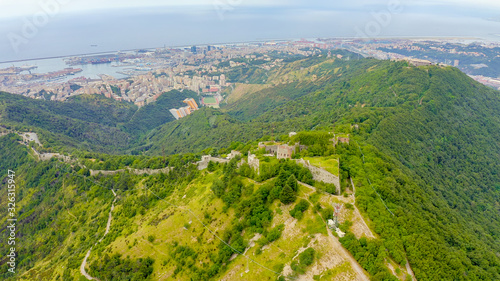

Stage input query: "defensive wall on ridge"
[
  {"left": 294, "top": 158, "right": 340, "bottom": 195},
  {"left": 89, "top": 167, "right": 172, "bottom": 176}
]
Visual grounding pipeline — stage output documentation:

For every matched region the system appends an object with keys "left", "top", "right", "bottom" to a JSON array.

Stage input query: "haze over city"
[{"left": 1, "top": 0, "right": 500, "bottom": 61}]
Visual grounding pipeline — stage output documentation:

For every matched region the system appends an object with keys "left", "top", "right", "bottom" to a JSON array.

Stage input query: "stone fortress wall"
[
  {"left": 196, "top": 150, "right": 241, "bottom": 170},
  {"left": 90, "top": 167, "right": 172, "bottom": 176},
  {"left": 294, "top": 158, "right": 340, "bottom": 195}
]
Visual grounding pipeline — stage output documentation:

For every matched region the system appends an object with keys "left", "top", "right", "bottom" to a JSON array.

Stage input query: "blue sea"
[{"left": 0, "top": 5, "right": 499, "bottom": 63}]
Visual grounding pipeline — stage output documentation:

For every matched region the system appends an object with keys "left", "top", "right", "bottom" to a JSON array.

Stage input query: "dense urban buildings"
[
  {"left": 169, "top": 98, "right": 199, "bottom": 120},
  {"left": 1, "top": 38, "right": 499, "bottom": 108}
]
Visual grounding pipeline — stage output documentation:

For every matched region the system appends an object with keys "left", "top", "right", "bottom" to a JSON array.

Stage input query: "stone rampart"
[
  {"left": 90, "top": 167, "right": 172, "bottom": 176},
  {"left": 294, "top": 158, "right": 340, "bottom": 194},
  {"left": 197, "top": 155, "right": 230, "bottom": 170}
]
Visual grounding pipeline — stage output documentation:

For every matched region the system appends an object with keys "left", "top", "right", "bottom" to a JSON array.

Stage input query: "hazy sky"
[
  {"left": 0, "top": 0, "right": 499, "bottom": 61},
  {"left": 0, "top": 0, "right": 499, "bottom": 18}
]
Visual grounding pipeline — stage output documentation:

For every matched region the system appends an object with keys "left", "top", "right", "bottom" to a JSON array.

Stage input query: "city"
[{"left": 2, "top": 38, "right": 500, "bottom": 112}]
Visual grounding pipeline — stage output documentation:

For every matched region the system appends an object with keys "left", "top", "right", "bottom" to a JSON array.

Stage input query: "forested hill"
[
  {"left": 123, "top": 89, "right": 198, "bottom": 136},
  {"left": 222, "top": 55, "right": 384, "bottom": 121},
  {"left": 0, "top": 90, "right": 197, "bottom": 154},
  {"left": 334, "top": 65, "right": 500, "bottom": 280},
  {"left": 143, "top": 60, "right": 500, "bottom": 156},
  {"left": 0, "top": 93, "right": 127, "bottom": 152}
]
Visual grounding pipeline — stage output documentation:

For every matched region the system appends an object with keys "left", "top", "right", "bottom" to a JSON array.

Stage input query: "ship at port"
[{"left": 90, "top": 58, "right": 113, "bottom": 64}]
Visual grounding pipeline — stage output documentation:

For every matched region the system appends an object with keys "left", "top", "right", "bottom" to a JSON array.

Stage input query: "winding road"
[{"left": 80, "top": 191, "right": 117, "bottom": 280}]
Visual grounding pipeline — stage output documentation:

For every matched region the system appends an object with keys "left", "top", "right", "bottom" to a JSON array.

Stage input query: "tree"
[
  {"left": 286, "top": 174, "right": 298, "bottom": 192},
  {"left": 267, "top": 224, "right": 284, "bottom": 242},
  {"left": 211, "top": 179, "right": 225, "bottom": 198},
  {"left": 269, "top": 185, "right": 281, "bottom": 202},
  {"left": 290, "top": 199, "right": 309, "bottom": 220},
  {"left": 299, "top": 247, "right": 315, "bottom": 266},
  {"left": 275, "top": 168, "right": 289, "bottom": 188},
  {"left": 207, "top": 161, "right": 216, "bottom": 172},
  {"left": 279, "top": 184, "right": 296, "bottom": 204}
]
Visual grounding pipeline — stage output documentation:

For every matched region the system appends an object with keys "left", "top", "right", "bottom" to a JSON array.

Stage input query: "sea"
[{"left": 0, "top": 5, "right": 499, "bottom": 80}]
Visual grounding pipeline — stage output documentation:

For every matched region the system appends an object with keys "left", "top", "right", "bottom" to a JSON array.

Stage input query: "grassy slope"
[
  {"left": 0, "top": 137, "right": 115, "bottom": 280},
  {"left": 1, "top": 134, "right": 373, "bottom": 280},
  {"left": 87, "top": 172, "right": 365, "bottom": 281},
  {"left": 303, "top": 156, "right": 340, "bottom": 177}
]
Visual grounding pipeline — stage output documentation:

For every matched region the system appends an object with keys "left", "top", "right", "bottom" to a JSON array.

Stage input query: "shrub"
[
  {"left": 290, "top": 199, "right": 310, "bottom": 220},
  {"left": 147, "top": 235, "right": 155, "bottom": 243},
  {"left": 267, "top": 224, "right": 285, "bottom": 242},
  {"left": 299, "top": 247, "right": 315, "bottom": 266}
]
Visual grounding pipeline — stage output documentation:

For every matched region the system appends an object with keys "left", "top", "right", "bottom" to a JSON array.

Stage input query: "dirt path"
[
  {"left": 80, "top": 249, "right": 98, "bottom": 280},
  {"left": 80, "top": 190, "right": 117, "bottom": 280},
  {"left": 99, "top": 198, "right": 116, "bottom": 243}
]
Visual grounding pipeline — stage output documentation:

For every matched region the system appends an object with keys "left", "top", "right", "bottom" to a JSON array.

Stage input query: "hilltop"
[{"left": 0, "top": 54, "right": 500, "bottom": 280}]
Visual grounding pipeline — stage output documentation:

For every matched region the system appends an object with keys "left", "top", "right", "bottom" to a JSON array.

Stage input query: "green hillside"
[
  {"left": 0, "top": 55, "right": 500, "bottom": 280},
  {"left": 0, "top": 90, "right": 199, "bottom": 154},
  {"left": 0, "top": 134, "right": 379, "bottom": 281},
  {"left": 124, "top": 90, "right": 198, "bottom": 136},
  {"left": 0, "top": 93, "right": 136, "bottom": 153},
  {"left": 223, "top": 53, "right": 377, "bottom": 121}
]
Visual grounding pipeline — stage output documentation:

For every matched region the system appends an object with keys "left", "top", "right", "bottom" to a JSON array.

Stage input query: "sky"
[
  {"left": 0, "top": 0, "right": 499, "bottom": 18},
  {"left": 0, "top": 0, "right": 499, "bottom": 61},
  {"left": 0, "top": 0, "right": 498, "bottom": 16}
]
